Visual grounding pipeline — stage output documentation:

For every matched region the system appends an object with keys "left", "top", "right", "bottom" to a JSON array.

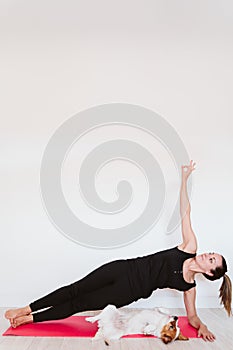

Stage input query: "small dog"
[{"left": 85, "top": 304, "right": 189, "bottom": 345}]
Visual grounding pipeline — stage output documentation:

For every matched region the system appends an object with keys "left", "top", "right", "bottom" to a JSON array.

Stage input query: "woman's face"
[{"left": 195, "top": 252, "right": 222, "bottom": 275}]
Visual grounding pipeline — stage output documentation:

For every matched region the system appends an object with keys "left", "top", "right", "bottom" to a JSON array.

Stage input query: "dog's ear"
[{"left": 176, "top": 331, "right": 189, "bottom": 341}]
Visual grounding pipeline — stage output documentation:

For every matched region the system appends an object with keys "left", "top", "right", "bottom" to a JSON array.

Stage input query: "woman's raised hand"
[{"left": 181, "top": 160, "right": 196, "bottom": 181}]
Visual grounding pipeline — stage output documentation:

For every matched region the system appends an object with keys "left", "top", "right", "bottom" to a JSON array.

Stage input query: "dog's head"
[{"left": 160, "top": 316, "right": 189, "bottom": 344}]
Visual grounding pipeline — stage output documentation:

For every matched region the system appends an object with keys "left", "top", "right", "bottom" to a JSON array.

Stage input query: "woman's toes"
[
  {"left": 11, "top": 315, "right": 33, "bottom": 328},
  {"left": 9, "top": 317, "right": 16, "bottom": 328}
]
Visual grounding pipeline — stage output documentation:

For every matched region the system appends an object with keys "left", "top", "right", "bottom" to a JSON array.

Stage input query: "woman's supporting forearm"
[{"left": 180, "top": 178, "right": 191, "bottom": 217}]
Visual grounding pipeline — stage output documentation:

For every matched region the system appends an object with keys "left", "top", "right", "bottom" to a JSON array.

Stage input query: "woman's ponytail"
[
  {"left": 219, "top": 274, "right": 232, "bottom": 317},
  {"left": 202, "top": 255, "right": 232, "bottom": 316}
]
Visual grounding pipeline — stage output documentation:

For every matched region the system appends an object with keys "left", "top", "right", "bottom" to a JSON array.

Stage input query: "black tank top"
[{"left": 125, "top": 246, "right": 196, "bottom": 300}]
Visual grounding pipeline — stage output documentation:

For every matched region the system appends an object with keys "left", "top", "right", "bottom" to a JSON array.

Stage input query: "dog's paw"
[
  {"left": 143, "top": 324, "right": 156, "bottom": 335},
  {"left": 104, "top": 339, "right": 110, "bottom": 346}
]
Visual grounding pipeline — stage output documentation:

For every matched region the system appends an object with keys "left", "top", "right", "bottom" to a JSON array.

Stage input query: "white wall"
[{"left": 0, "top": 0, "right": 233, "bottom": 310}]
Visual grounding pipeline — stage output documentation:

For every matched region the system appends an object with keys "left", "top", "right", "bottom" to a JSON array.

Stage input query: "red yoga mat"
[{"left": 2, "top": 315, "right": 198, "bottom": 338}]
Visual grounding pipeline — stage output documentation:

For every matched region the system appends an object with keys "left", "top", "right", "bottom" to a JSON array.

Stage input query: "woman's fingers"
[
  {"left": 182, "top": 160, "right": 196, "bottom": 170},
  {"left": 206, "top": 335, "right": 215, "bottom": 342},
  {"left": 190, "top": 160, "right": 196, "bottom": 168}
]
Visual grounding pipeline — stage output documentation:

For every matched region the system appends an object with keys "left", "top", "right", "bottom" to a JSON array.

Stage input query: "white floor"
[{"left": 0, "top": 307, "right": 232, "bottom": 350}]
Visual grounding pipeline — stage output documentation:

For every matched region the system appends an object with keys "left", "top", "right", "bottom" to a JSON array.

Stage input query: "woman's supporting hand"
[
  {"left": 184, "top": 291, "right": 216, "bottom": 343},
  {"left": 198, "top": 324, "right": 216, "bottom": 342},
  {"left": 182, "top": 160, "right": 196, "bottom": 181}
]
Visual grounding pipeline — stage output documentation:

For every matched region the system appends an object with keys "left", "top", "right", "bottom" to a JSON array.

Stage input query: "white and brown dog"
[{"left": 85, "top": 304, "right": 189, "bottom": 345}]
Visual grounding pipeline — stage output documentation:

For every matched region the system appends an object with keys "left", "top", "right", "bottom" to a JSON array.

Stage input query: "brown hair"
[{"left": 203, "top": 256, "right": 232, "bottom": 316}]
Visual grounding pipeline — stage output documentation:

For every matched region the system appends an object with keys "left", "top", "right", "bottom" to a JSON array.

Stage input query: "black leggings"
[{"left": 29, "top": 259, "right": 137, "bottom": 323}]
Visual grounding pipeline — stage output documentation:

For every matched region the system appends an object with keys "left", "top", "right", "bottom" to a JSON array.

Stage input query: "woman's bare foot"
[
  {"left": 5, "top": 306, "right": 32, "bottom": 320},
  {"left": 11, "top": 314, "right": 33, "bottom": 328}
]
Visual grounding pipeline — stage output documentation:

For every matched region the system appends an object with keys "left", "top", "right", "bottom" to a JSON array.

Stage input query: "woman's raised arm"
[{"left": 178, "top": 161, "right": 197, "bottom": 254}]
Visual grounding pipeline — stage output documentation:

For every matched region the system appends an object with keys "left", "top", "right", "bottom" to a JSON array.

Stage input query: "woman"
[{"left": 5, "top": 160, "right": 232, "bottom": 342}]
